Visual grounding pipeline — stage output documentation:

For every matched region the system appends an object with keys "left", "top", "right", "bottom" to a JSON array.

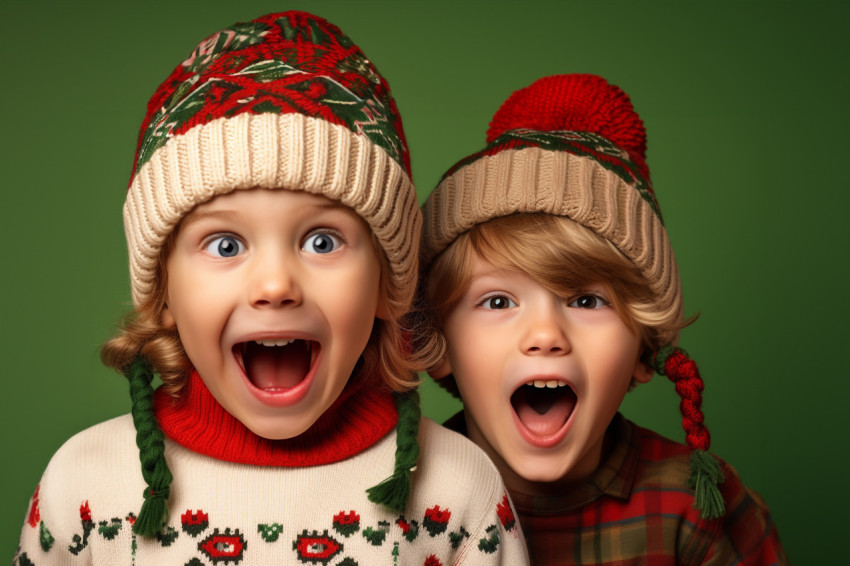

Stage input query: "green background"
[{"left": 2, "top": 1, "right": 847, "bottom": 562}]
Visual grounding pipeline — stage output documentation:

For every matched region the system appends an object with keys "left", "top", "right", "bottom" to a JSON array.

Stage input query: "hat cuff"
[
  {"left": 124, "top": 112, "right": 419, "bottom": 310},
  {"left": 421, "top": 147, "right": 681, "bottom": 316}
]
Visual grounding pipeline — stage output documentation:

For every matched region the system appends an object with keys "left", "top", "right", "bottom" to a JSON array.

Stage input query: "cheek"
[
  {"left": 588, "top": 328, "right": 642, "bottom": 387},
  {"left": 165, "top": 266, "right": 226, "bottom": 348},
  {"left": 445, "top": 318, "right": 502, "bottom": 384},
  {"left": 317, "top": 264, "right": 382, "bottom": 345}
]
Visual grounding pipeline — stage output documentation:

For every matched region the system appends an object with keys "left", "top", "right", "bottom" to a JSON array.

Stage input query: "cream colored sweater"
[
  {"left": 16, "top": 415, "right": 528, "bottom": 565},
  {"left": 15, "top": 373, "right": 529, "bottom": 565}
]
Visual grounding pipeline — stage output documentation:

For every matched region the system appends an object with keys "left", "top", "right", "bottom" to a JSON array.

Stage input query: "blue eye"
[
  {"left": 302, "top": 232, "right": 341, "bottom": 254},
  {"left": 569, "top": 295, "right": 608, "bottom": 309},
  {"left": 481, "top": 295, "right": 517, "bottom": 310},
  {"left": 206, "top": 236, "right": 244, "bottom": 258}
]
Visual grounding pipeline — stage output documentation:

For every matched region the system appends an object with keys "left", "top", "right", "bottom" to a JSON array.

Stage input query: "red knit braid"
[
  {"left": 655, "top": 346, "right": 710, "bottom": 452},
  {"left": 654, "top": 345, "right": 726, "bottom": 519}
]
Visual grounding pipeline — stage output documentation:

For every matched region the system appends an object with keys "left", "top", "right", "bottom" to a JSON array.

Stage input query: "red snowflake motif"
[
  {"left": 79, "top": 501, "right": 92, "bottom": 522},
  {"left": 424, "top": 506, "right": 451, "bottom": 524},
  {"left": 182, "top": 509, "right": 209, "bottom": 525},
  {"left": 181, "top": 509, "right": 210, "bottom": 537},
  {"left": 27, "top": 485, "right": 40, "bottom": 528},
  {"left": 332, "top": 510, "right": 360, "bottom": 537},
  {"left": 332, "top": 510, "right": 359, "bottom": 526},
  {"left": 423, "top": 506, "right": 451, "bottom": 537},
  {"left": 424, "top": 555, "right": 444, "bottom": 566},
  {"left": 496, "top": 494, "right": 516, "bottom": 531}
]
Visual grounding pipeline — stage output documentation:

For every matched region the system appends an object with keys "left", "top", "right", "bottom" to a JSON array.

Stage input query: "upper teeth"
[
  {"left": 528, "top": 380, "right": 566, "bottom": 389},
  {"left": 255, "top": 339, "right": 294, "bottom": 347}
]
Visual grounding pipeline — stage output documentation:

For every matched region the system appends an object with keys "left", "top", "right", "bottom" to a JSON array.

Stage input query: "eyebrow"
[
  {"left": 468, "top": 263, "right": 521, "bottom": 279},
  {"left": 179, "top": 198, "right": 355, "bottom": 229},
  {"left": 179, "top": 209, "right": 240, "bottom": 230}
]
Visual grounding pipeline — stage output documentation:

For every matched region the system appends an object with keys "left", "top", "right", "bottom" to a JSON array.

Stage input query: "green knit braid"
[
  {"left": 366, "top": 389, "right": 421, "bottom": 512},
  {"left": 126, "top": 356, "right": 173, "bottom": 536}
]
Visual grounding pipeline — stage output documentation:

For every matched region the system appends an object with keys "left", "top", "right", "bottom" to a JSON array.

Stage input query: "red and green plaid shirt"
[{"left": 447, "top": 412, "right": 787, "bottom": 565}]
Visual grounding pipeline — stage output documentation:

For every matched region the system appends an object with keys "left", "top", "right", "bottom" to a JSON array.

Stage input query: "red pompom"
[{"left": 486, "top": 74, "right": 648, "bottom": 179}]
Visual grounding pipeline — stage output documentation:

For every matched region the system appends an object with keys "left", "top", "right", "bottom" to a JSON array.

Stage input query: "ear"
[
  {"left": 632, "top": 357, "right": 654, "bottom": 385},
  {"left": 161, "top": 305, "right": 176, "bottom": 329},
  {"left": 428, "top": 355, "right": 453, "bottom": 381}
]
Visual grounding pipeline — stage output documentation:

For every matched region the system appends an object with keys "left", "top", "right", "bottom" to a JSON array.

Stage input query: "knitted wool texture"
[
  {"left": 125, "top": 10, "right": 419, "bottom": 312},
  {"left": 421, "top": 74, "right": 680, "bottom": 320}
]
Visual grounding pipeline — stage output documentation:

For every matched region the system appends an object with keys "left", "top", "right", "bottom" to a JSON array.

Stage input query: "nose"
[
  {"left": 249, "top": 254, "right": 302, "bottom": 309},
  {"left": 520, "top": 306, "right": 570, "bottom": 356}
]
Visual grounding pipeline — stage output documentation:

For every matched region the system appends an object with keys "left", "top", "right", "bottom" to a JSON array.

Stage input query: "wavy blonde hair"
[
  {"left": 416, "top": 213, "right": 690, "bottom": 375},
  {"left": 102, "top": 229, "right": 419, "bottom": 396}
]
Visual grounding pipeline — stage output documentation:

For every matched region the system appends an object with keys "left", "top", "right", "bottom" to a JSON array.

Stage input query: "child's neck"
[{"left": 153, "top": 369, "right": 398, "bottom": 466}]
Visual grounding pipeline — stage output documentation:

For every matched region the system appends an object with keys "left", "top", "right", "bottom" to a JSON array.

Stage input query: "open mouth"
[
  {"left": 510, "top": 380, "right": 577, "bottom": 438},
  {"left": 234, "top": 339, "right": 318, "bottom": 392}
]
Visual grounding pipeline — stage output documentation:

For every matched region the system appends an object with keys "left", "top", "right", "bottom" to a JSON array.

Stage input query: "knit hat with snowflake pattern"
[
  {"left": 421, "top": 74, "right": 725, "bottom": 520},
  {"left": 123, "top": 11, "right": 421, "bottom": 536}
]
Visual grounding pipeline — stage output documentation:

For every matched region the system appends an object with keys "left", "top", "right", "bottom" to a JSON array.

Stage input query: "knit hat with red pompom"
[
  {"left": 421, "top": 74, "right": 725, "bottom": 520},
  {"left": 123, "top": 11, "right": 422, "bottom": 537}
]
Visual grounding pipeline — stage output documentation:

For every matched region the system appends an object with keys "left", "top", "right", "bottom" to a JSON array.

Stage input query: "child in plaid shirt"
[{"left": 416, "top": 74, "right": 787, "bottom": 565}]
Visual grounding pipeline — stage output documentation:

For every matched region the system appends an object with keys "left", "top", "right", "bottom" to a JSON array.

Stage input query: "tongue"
[
  {"left": 245, "top": 342, "right": 311, "bottom": 390},
  {"left": 513, "top": 386, "right": 576, "bottom": 437}
]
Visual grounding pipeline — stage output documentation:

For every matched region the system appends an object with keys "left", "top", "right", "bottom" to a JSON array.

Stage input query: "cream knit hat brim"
[
  {"left": 422, "top": 147, "right": 680, "bottom": 316},
  {"left": 125, "top": 112, "right": 419, "bottom": 310}
]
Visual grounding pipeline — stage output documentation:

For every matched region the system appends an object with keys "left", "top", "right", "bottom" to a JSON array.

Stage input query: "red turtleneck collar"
[{"left": 153, "top": 369, "right": 398, "bottom": 466}]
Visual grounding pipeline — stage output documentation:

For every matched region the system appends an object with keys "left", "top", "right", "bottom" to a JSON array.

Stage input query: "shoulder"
[
  {"left": 40, "top": 414, "right": 140, "bottom": 485},
  {"left": 629, "top": 420, "right": 694, "bottom": 479},
  {"left": 48, "top": 414, "right": 137, "bottom": 458},
  {"left": 629, "top": 419, "right": 756, "bottom": 506},
  {"left": 35, "top": 416, "right": 143, "bottom": 524},
  {"left": 410, "top": 418, "right": 529, "bottom": 564},
  {"left": 413, "top": 418, "right": 516, "bottom": 520},
  {"left": 41, "top": 414, "right": 138, "bottom": 477},
  {"left": 628, "top": 420, "right": 786, "bottom": 564},
  {"left": 417, "top": 417, "right": 504, "bottom": 483},
  {"left": 17, "top": 415, "right": 145, "bottom": 560}
]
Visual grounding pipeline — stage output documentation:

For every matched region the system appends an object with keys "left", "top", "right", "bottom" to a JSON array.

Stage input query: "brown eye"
[
  {"left": 569, "top": 295, "right": 607, "bottom": 309},
  {"left": 481, "top": 296, "right": 516, "bottom": 310}
]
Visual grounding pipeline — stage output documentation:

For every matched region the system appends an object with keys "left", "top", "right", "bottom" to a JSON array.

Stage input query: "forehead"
[
  {"left": 465, "top": 233, "right": 622, "bottom": 304},
  {"left": 191, "top": 188, "right": 346, "bottom": 214},
  {"left": 464, "top": 251, "right": 522, "bottom": 281},
  {"left": 178, "top": 188, "right": 370, "bottom": 231}
]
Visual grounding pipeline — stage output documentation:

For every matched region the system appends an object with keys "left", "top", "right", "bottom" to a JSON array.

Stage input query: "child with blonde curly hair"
[{"left": 14, "top": 11, "right": 528, "bottom": 565}]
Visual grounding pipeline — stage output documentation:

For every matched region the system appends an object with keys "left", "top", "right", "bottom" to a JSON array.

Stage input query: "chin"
[
  {"left": 242, "top": 415, "right": 316, "bottom": 440},
  {"left": 510, "top": 454, "right": 574, "bottom": 484},
  {"left": 518, "top": 467, "right": 568, "bottom": 484}
]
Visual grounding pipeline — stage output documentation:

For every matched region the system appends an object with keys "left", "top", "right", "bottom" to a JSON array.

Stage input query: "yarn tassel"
[
  {"left": 126, "top": 356, "right": 173, "bottom": 536},
  {"left": 654, "top": 345, "right": 725, "bottom": 519},
  {"left": 688, "top": 450, "right": 726, "bottom": 519},
  {"left": 367, "top": 389, "right": 421, "bottom": 512}
]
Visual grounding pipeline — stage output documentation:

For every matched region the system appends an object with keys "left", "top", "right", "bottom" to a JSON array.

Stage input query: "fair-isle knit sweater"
[{"left": 15, "top": 372, "right": 529, "bottom": 565}]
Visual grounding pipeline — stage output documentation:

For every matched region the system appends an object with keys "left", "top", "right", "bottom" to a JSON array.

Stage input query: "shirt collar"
[{"left": 507, "top": 413, "right": 639, "bottom": 514}]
